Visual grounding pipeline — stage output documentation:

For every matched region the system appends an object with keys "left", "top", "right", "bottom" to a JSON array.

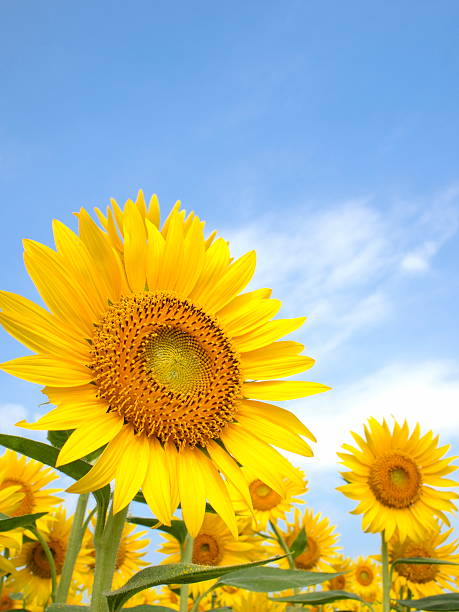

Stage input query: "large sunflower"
[
  {"left": 338, "top": 418, "right": 458, "bottom": 542},
  {"left": 0, "top": 192, "right": 328, "bottom": 536},
  {"left": 0, "top": 450, "right": 62, "bottom": 517},
  {"left": 390, "top": 525, "right": 459, "bottom": 599},
  {"left": 270, "top": 507, "right": 340, "bottom": 571}
]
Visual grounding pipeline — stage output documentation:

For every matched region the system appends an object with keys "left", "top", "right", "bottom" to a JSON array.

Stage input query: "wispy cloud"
[{"left": 224, "top": 185, "right": 459, "bottom": 355}]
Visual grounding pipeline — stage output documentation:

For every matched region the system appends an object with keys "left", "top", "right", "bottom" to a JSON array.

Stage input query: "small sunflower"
[
  {"left": 230, "top": 466, "right": 307, "bottom": 530},
  {"left": 0, "top": 450, "right": 61, "bottom": 517},
  {"left": 350, "top": 556, "right": 381, "bottom": 602},
  {"left": 9, "top": 508, "right": 91, "bottom": 606},
  {"left": 159, "top": 512, "right": 262, "bottom": 597},
  {"left": 0, "top": 582, "right": 23, "bottom": 610},
  {"left": 0, "top": 192, "right": 329, "bottom": 536},
  {"left": 81, "top": 522, "right": 149, "bottom": 592},
  {"left": 270, "top": 507, "right": 340, "bottom": 571},
  {"left": 390, "top": 525, "right": 459, "bottom": 598},
  {"left": 338, "top": 418, "right": 458, "bottom": 541},
  {"left": 325, "top": 554, "right": 352, "bottom": 591}
]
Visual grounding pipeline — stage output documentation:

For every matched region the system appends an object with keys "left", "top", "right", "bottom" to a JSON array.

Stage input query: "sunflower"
[
  {"left": 325, "top": 554, "right": 352, "bottom": 591},
  {"left": 229, "top": 466, "right": 307, "bottom": 530},
  {"left": 80, "top": 522, "right": 149, "bottom": 592},
  {"left": 8, "top": 508, "right": 91, "bottom": 606},
  {"left": 390, "top": 525, "right": 459, "bottom": 599},
  {"left": 338, "top": 418, "right": 458, "bottom": 542},
  {"left": 0, "top": 582, "right": 23, "bottom": 610},
  {"left": 0, "top": 450, "right": 62, "bottom": 517},
  {"left": 350, "top": 556, "right": 381, "bottom": 602},
  {"left": 159, "top": 511, "right": 262, "bottom": 597},
  {"left": 270, "top": 507, "right": 340, "bottom": 571},
  {"left": 0, "top": 192, "right": 328, "bottom": 536}
]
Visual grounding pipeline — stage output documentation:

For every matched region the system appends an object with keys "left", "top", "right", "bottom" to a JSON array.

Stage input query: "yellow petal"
[
  {"left": 220, "top": 298, "right": 282, "bottom": 337},
  {"left": 239, "top": 399, "right": 316, "bottom": 441},
  {"left": 124, "top": 200, "right": 147, "bottom": 292},
  {"left": 156, "top": 208, "right": 185, "bottom": 291},
  {"left": 194, "top": 450, "right": 238, "bottom": 538},
  {"left": 142, "top": 439, "right": 176, "bottom": 525},
  {"left": 236, "top": 414, "right": 314, "bottom": 456},
  {"left": 56, "top": 412, "right": 123, "bottom": 466},
  {"left": 206, "top": 440, "right": 253, "bottom": 511},
  {"left": 16, "top": 402, "right": 105, "bottom": 431},
  {"left": 241, "top": 354, "right": 315, "bottom": 380},
  {"left": 189, "top": 238, "right": 230, "bottom": 303},
  {"left": 67, "top": 427, "right": 132, "bottom": 493},
  {"left": 113, "top": 432, "right": 150, "bottom": 514},
  {"left": 145, "top": 220, "right": 166, "bottom": 290},
  {"left": 177, "top": 448, "right": 206, "bottom": 537},
  {"left": 0, "top": 355, "right": 92, "bottom": 387},
  {"left": 234, "top": 317, "right": 306, "bottom": 353},
  {"left": 243, "top": 380, "right": 330, "bottom": 400}
]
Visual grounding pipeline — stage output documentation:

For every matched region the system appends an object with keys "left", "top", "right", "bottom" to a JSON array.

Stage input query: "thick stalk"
[
  {"left": 31, "top": 526, "right": 57, "bottom": 602},
  {"left": 381, "top": 531, "right": 391, "bottom": 612},
  {"left": 179, "top": 534, "right": 194, "bottom": 612},
  {"left": 90, "top": 503, "right": 129, "bottom": 612},
  {"left": 55, "top": 493, "right": 89, "bottom": 603},
  {"left": 269, "top": 520, "right": 294, "bottom": 569}
]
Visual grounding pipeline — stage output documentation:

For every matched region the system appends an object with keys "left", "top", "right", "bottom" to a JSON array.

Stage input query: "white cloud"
[
  {"left": 290, "top": 359, "right": 459, "bottom": 473},
  {"left": 223, "top": 186, "right": 459, "bottom": 355}
]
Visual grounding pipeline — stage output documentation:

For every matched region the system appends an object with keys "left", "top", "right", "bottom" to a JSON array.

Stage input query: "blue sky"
[{"left": 1, "top": 1, "right": 459, "bottom": 562}]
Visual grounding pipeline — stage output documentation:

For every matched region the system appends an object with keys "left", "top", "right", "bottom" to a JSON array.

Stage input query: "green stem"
[
  {"left": 90, "top": 503, "right": 129, "bottom": 612},
  {"left": 55, "top": 493, "right": 89, "bottom": 603},
  {"left": 269, "top": 520, "right": 294, "bottom": 569},
  {"left": 180, "top": 534, "right": 194, "bottom": 612},
  {"left": 381, "top": 531, "right": 391, "bottom": 612},
  {"left": 31, "top": 526, "right": 57, "bottom": 603}
]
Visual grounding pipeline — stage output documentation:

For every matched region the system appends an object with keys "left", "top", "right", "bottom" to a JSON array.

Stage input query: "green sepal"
[
  {"left": 398, "top": 593, "right": 459, "bottom": 611},
  {"left": 0, "top": 434, "right": 110, "bottom": 514},
  {"left": 270, "top": 589, "right": 367, "bottom": 605},
  {"left": 215, "top": 566, "right": 342, "bottom": 592},
  {"left": 0, "top": 511, "right": 47, "bottom": 531},
  {"left": 105, "top": 557, "right": 284, "bottom": 612}
]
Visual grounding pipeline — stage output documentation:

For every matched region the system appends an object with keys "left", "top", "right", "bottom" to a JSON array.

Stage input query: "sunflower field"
[{"left": 0, "top": 193, "right": 458, "bottom": 612}]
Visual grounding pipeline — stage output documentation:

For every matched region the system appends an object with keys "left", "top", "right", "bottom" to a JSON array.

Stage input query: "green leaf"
[
  {"left": 398, "top": 593, "right": 459, "bottom": 611},
  {"left": 46, "top": 605, "right": 89, "bottom": 611},
  {"left": 270, "top": 589, "right": 367, "bottom": 605},
  {"left": 105, "top": 557, "right": 283, "bottom": 612},
  {"left": 216, "top": 567, "right": 342, "bottom": 592},
  {"left": 0, "top": 434, "right": 110, "bottom": 513},
  {"left": 392, "top": 557, "right": 459, "bottom": 567},
  {"left": 0, "top": 511, "right": 47, "bottom": 531},
  {"left": 128, "top": 517, "right": 188, "bottom": 545},
  {"left": 289, "top": 527, "right": 307, "bottom": 559},
  {"left": 47, "top": 429, "right": 73, "bottom": 449}
]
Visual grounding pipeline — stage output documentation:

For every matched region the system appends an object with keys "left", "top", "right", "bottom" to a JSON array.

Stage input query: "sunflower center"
[
  {"left": 90, "top": 292, "right": 242, "bottom": 448},
  {"left": 249, "top": 479, "right": 282, "bottom": 510},
  {"left": 28, "top": 539, "right": 65, "bottom": 578},
  {"left": 368, "top": 452, "right": 422, "bottom": 508},
  {"left": 192, "top": 534, "right": 223, "bottom": 565},
  {"left": 329, "top": 575, "right": 346, "bottom": 590},
  {"left": 395, "top": 544, "right": 438, "bottom": 583},
  {"left": 356, "top": 566, "right": 374, "bottom": 586},
  {"left": 292, "top": 535, "right": 320, "bottom": 570},
  {"left": 0, "top": 478, "right": 34, "bottom": 516}
]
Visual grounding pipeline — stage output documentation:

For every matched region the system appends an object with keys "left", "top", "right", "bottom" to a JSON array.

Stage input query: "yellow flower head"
[
  {"left": 233, "top": 591, "right": 286, "bottom": 611},
  {"left": 230, "top": 466, "right": 307, "bottom": 530},
  {"left": 390, "top": 525, "right": 459, "bottom": 599},
  {"left": 350, "top": 556, "right": 381, "bottom": 602},
  {"left": 8, "top": 507, "right": 92, "bottom": 606},
  {"left": 0, "top": 192, "right": 328, "bottom": 536},
  {"left": 325, "top": 554, "right": 352, "bottom": 591},
  {"left": 0, "top": 450, "right": 62, "bottom": 517},
  {"left": 270, "top": 507, "right": 340, "bottom": 571},
  {"left": 338, "top": 417, "right": 458, "bottom": 541},
  {"left": 0, "top": 582, "right": 23, "bottom": 610}
]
